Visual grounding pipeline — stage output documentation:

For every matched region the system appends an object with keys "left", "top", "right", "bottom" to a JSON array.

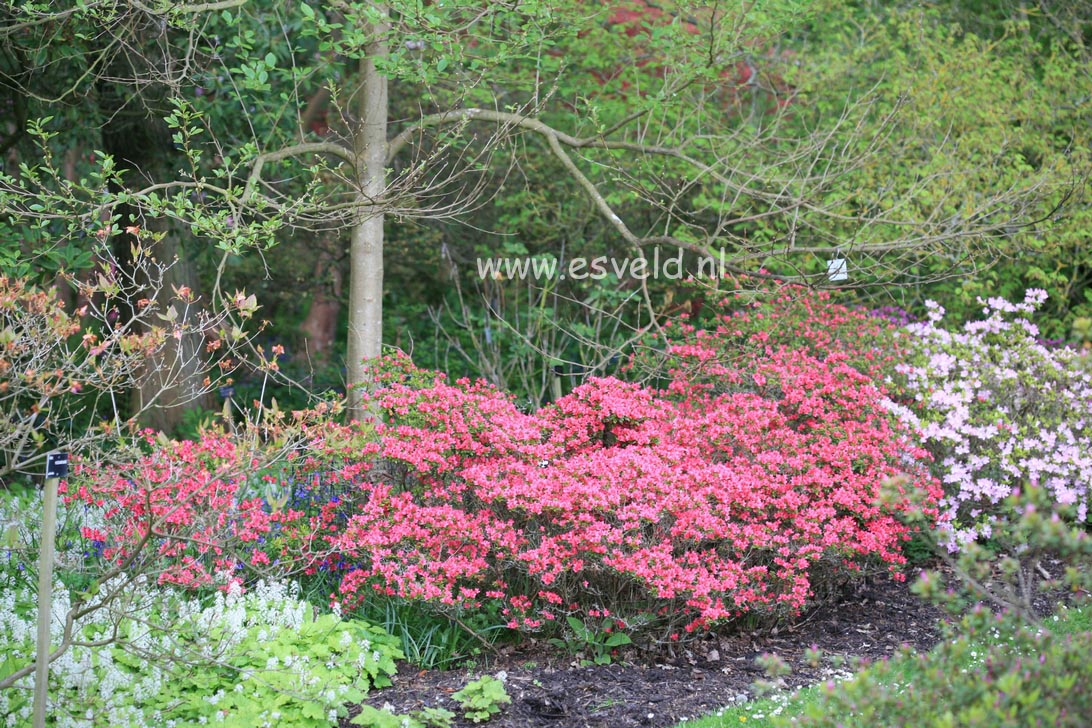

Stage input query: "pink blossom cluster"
[
  {"left": 64, "top": 432, "right": 287, "bottom": 590},
  {"left": 894, "top": 289, "right": 1092, "bottom": 549}
]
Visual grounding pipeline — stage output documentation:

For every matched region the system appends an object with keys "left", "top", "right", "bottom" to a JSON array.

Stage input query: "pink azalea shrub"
[
  {"left": 62, "top": 408, "right": 362, "bottom": 590},
  {"left": 892, "top": 289, "right": 1092, "bottom": 550},
  {"left": 64, "top": 287, "right": 940, "bottom": 638},
  {"left": 632, "top": 282, "right": 902, "bottom": 386},
  {"left": 65, "top": 432, "right": 290, "bottom": 590},
  {"left": 329, "top": 289, "right": 938, "bottom": 636}
]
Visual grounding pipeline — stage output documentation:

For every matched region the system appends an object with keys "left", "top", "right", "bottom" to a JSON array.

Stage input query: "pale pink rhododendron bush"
[
  {"left": 65, "top": 286, "right": 943, "bottom": 639},
  {"left": 892, "top": 289, "right": 1092, "bottom": 551}
]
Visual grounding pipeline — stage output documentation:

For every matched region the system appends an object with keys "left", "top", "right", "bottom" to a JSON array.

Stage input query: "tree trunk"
[
  {"left": 298, "top": 241, "right": 342, "bottom": 364},
  {"left": 135, "top": 229, "right": 210, "bottom": 432},
  {"left": 101, "top": 103, "right": 209, "bottom": 433},
  {"left": 345, "top": 5, "right": 389, "bottom": 420}
]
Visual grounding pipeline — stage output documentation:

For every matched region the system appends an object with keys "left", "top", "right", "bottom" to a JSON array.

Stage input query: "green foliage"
[
  {"left": 802, "top": 646, "right": 824, "bottom": 669},
  {"left": 175, "top": 404, "right": 226, "bottom": 441},
  {"left": 548, "top": 615, "right": 633, "bottom": 666},
  {"left": 150, "top": 609, "right": 402, "bottom": 727},
  {"left": 752, "top": 652, "right": 793, "bottom": 697},
  {"left": 780, "top": 614, "right": 1092, "bottom": 728},
  {"left": 362, "top": 597, "right": 506, "bottom": 670},
  {"left": 898, "top": 529, "right": 936, "bottom": 567},
  {"left": 0, "top": 576, "right": 403, "bottom": 726},
  {"left": 0, "top": 480, "right": 42, "bottom": 591},
  {"left": 451, "top": 674, "right": 512, "bottom": 723},
  {"left": 792, "top": 1, "right": 1092, "bottom": 329},
  {"left": 756, "top": 652, "right": 793, "bottom": 679},
  {"left": 416, "top": 706, "right": 458, "bottom": 727},
  {"left": 907, "top": 483, "right": 1092, "bottom": 622},
  {"left": 351, "top": 706, "right": 419, "bottom": 728},
  {"left": 776, "top": 473, "right": 1092, "bottom": 727},
  {"left": 0, "top": 122, "right": 116, "bottom": 281},
  {"left": 351, "top": 705, "right": 457, "bottom": 728}
]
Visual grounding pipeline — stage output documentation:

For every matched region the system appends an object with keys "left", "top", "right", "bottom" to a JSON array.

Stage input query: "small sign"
[
  {"left": 827, "top": 257, "right": 848, "bottom": 282},
  {"left": 219, "top": 385, "right": 235, "bottom": 399},
  {"left": 45, "top": 452, "right": 69, "bottom": 479}
]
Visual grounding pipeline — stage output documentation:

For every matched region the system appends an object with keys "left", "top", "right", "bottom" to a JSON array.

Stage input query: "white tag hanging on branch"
[{"left": 826, "top": 254, "right": 848, "bottom": 282}]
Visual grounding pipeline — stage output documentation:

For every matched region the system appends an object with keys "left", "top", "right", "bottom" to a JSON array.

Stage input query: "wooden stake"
[{"left": 33, "top": 452, "right": 66, "bottom": 728}]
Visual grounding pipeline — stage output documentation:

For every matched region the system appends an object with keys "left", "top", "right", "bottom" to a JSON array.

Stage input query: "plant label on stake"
[
  {"left": 45, "top": 452, "right": 68, "bottom": 479},
  {"left": 827, "top": 256, "right": 848, "bottom": 282}
]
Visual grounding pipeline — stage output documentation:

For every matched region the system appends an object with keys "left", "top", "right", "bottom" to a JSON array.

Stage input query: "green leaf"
[
  {"left": 604, "top": 632, "right": 631, "bottom": 647},
  {"left": 300, "top": 701, "right": 325, "bottom": 720}
]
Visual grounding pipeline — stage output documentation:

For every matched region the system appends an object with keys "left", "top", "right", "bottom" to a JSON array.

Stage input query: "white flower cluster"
[
  {"left": 0, "top": 573, "right": 350, "bottom": 728},
  {"left": 0, "top": 573, "right": 172, "bottom": 727}
]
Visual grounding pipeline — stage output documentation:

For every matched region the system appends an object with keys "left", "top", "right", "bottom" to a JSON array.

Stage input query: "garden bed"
[{"left": 350, "top": 575, "right": 943, "bottom": 728}]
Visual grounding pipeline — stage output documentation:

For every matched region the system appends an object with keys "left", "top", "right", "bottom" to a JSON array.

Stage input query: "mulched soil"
[{"left": 345, "top": 576, "right": 946, "bottom": 728}]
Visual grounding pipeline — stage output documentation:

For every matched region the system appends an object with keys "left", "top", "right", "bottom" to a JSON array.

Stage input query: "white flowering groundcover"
[{"left": 0, "top": 573, "right": 400, "bottom": 727}]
